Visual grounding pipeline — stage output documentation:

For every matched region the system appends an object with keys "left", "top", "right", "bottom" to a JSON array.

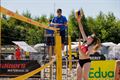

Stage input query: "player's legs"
[
  {"left": 83, "top": 62, "right": 91, "bottom": 80},
  {"left": 77, "top": 63, "right": 83, "bottom": 80}
]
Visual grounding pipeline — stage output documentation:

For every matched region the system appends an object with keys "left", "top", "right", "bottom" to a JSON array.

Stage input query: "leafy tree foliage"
[{"left": 1, "top": 10, "right": 120, "bottom": 45}]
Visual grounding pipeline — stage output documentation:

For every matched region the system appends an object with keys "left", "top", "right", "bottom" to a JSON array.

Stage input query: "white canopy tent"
[
  {"left": 102, "top": 42, "right": 116, "bottom": 47},
  {"left": 12, "top": 41, "right": 37, "bottom": 53}
]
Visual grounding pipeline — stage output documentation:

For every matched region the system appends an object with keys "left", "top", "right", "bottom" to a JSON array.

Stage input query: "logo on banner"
[
  {"left": 0, "top": 60, "right": 40, "bottom": 78},
  {"left": 89, "top": 60, "right": 116, "bottom": 80}
]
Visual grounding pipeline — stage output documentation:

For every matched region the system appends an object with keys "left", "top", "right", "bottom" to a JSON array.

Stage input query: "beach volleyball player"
[{"left": 76, "top": 10, "right": 101, "bottom": 80}]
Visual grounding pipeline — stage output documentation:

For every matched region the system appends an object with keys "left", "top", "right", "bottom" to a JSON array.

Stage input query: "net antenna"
[{"left": 53, "top": 0, "right": 56, "bottom": 15}]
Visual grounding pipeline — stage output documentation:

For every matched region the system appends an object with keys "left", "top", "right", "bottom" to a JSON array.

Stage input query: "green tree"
[
  {"left": 49, "top": 14, "right": 54, "bottom": 20},
  {"left": 68, "top": 9, "right": 90, "bottom": 41},
  {"left": 87, "top": 12, "right": 120, "bottom": 43},
  {"left": 68, "top": 10, "right": 78, "bottom": 41},
  {"left": 1, "top": 10, "right": 120, "bottom": 45}
]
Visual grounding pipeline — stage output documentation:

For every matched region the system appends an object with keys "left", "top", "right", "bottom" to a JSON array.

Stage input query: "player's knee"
[
  {"left": 77, "top": 73, "right": 82, "bottom": 80},
  {"left": 83, "top": 73, "right": 89, "bottom": 80}
]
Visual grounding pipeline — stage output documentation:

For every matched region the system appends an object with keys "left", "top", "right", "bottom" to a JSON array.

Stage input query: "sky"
[{"left": 1, "top": 0, "right": 120, "bottom": 19}]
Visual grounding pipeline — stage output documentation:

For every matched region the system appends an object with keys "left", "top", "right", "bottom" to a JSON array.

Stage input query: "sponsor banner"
[
  {"left": 89, "top": 60, "right": 116, "bottom": 80},
  {"left": 115, "top": 60, "right": 120, "bottom": 80},
  {"left": 0, "top": 60, "right": 40, "bottom": 78}
]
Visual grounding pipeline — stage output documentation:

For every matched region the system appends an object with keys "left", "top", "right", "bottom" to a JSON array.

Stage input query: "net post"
[
  {"left": 55, "top": 31, "right": 62, "bottom": 80},
  {"left": 68, "top": 35, "right": 72, "bottom": 71}
]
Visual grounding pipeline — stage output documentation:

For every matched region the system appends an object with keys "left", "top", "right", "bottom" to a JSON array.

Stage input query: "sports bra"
[{"left": 79, "top": 44, "right": 88, "bottom": 54}]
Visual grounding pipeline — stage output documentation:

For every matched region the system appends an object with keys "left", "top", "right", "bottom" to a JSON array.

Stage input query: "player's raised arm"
[{"left": 76, "top": 10, "right": 87, "bottom": 41}]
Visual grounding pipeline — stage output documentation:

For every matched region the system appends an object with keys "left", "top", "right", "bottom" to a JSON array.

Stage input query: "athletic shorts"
[
  {"left": 78, "top": 58, "right": 91, "bottom": 68},
  {"left": 60, "top": 30, "right": 66, "bottom": 44},
  {"left": 46, "top": 37, "right": 55, "bottom": 46}
]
